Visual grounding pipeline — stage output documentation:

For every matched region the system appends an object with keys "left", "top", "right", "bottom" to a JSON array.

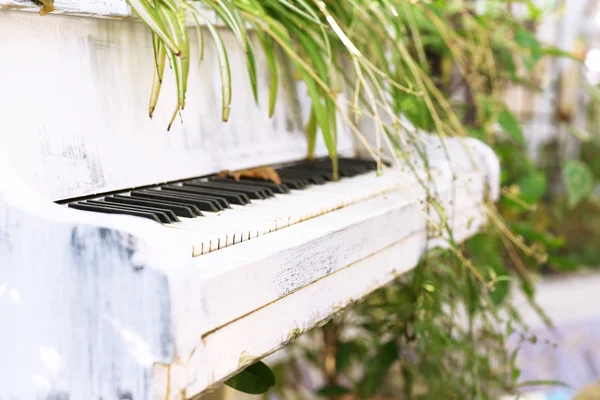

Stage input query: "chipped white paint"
[
  {"left": 167, "top": 169, "right": 487, "bottom": 355},
  {"left": 0, "top": 0, "right": 133, "bottom": 17},
  {"left": 0, "top": 9, "right": 352, "bottom": 201},
  {"left": 0, "top": 6, "right": 500, "bottom": 400},
  {"left": 172, "top": 205, "right": 488, "bottom": 399}
]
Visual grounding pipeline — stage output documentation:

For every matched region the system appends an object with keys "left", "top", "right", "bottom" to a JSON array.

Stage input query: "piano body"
[{"left": 0, "top": 3, "right": 500, "bottom": 399}]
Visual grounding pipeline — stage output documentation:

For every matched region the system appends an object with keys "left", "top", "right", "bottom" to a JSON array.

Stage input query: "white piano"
[{"left": 0, "top": 2, "right": 500, "bottom": 399}]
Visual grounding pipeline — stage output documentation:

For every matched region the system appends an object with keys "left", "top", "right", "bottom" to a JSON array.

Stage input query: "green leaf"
[
  {"left": 335, "top": 340, "right": 364, "bottom": 374},
  {"left": 517, "top": 171, "right": 547, "bottom": 205},
  {"left": 514, "top": 28, "right": 542, "bottom": 71},
  {"left": 498, "top": 109, "right": 525, "bottom": 145},
  {"left": 423, "top": 283, "right": 435, "bottom": 293},
  {"left": 306, "top": 107, "right": 318, "bottom": 159},
  {"left": 253, "top": 29, "right": 278, "bottom": 117},
  {"left": 190, "top": 6, "right": 232, "bottom": 121},
  {"left": 316, "top": 385, "right": 352, "bottom": 397},
  {"left": 517, "top": 380, "right": 570, "bottom": 389},
  {"left": 563, "top": 160, "right": 595, "bottom": 209},
  {"left": 541, "top": 45, "right": 579, "bottom": 60},
  {"left": 512, "top": 367, "right": 521, "bottom": 385},
  {"left": 547, "top": 254, "right": 580, "bottom": 272},
  {"left": 126, "top": 0, "right": 181, "bottom": 57},
  {"left": 511, "top": 222, "right": 564, "bottom": 250},
  {"left": 358, "top": 340, "right": 398, "bottom": 397},
  {"left": 224, "top": 361, "right": 276, "bottom": 395}
]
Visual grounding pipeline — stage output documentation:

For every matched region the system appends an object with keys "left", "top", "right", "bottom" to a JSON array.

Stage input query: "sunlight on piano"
[{"left": 0, "top": 4, "right": 500, "bottom": 400}]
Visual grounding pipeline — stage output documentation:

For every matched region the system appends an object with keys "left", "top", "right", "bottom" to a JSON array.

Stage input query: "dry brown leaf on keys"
[
  {"left": 38, "top": 0, "right": 55, "bottom": 15},
  {"left": 218, "top": 167, "right": 282, "bottom": 185}
]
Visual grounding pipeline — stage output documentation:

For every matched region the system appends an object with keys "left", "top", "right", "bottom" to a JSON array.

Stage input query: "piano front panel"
[{"left": 0, "top": 9, "right": 354, "bottom": 201}]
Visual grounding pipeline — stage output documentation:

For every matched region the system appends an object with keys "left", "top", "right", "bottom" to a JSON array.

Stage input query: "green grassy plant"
[{"left": 46, "top": 0, "right": 596, "bottom": 397}]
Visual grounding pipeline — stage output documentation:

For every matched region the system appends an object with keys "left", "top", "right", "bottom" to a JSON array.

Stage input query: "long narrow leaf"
[
  {"left": 254, "top": 30, "right": 279, "bottom": 117},
  {"left": 306, "top": 107, "right": 318, "bottom": 159},
  {"left": 126, "top": 0, "right": 182, "bottom": 57},
  {"left": 149, "top": 34, "right": 167, "bottom": 118},
  {"left": 210, "top": 1, "right": 258, "bottom": 105},
  {"left": 191, "top": 6, "right": 232, "bottom": 121},
  {"left": 246, "top": 41, "right": 259, "bottom": 104}
]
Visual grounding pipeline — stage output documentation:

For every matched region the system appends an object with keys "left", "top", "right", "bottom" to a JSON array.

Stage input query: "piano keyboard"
[{"left": 64, "top": 158, "right": 404, "bottom": 256}]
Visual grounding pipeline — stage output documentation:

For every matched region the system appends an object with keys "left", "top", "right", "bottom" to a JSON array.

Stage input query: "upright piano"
[{"left": 0, "top": 2, "right": 500, "bottom": 399}]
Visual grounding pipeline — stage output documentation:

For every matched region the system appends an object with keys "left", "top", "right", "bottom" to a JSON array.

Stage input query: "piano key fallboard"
[{"left": 63, "top": 158, "right": 399, "bottom": 256}]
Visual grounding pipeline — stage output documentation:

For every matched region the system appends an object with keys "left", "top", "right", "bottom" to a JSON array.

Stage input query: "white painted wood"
[
  {"left": 0, "top": 8, "right": 501, "bottom": 400},
  {"left": 0, "top": 9, "right": 353, "bottom": 201},
  {"left": 156, "top": 205, "right": 488, "bottom": 399},
  {"left": 0, "top": 144, "right": 494, "bottom": 399},
  {"left": 0, "top": 0, "right": 132, "bottom": 17},
  {"left": 166, "top": 169, "right": 486, "bottom": 355},
  {"left": 0, "top": 150, "right": 188, "bottom": 399}
]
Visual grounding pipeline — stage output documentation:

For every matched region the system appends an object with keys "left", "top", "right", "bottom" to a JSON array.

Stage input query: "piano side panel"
[
  {"left": 0, "top": 9, "right": 354, "bottom": 201},
  {"left": 0, "top": 176, "right": 179, "bottom": 399}
]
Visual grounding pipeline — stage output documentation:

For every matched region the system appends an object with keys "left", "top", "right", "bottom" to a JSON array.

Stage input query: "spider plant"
[
  {"left": 122, "top": 0, "right": 580, "bottom": 397},
  {"left": 125, "top": 0, "right": 488, "bottom": 181}
]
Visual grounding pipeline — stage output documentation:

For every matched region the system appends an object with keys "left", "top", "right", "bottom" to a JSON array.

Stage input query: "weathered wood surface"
[
  {"left": 0, "top": 9, "right": 353, "bottom": 201},
  {"left": 178, "top": 206, "right": 488, "bottom": 399},
  {"left": 168, "top": 169, "right": 486, "bottom": 354},
  {"left": 1, "top": 0, "right": 151, "bottom": 18},
  {"left": 0, "top": 7, "right": 500, "bottom": 400},
  {"left": 0, "top": 155, "right": 494, "bottom": 399},
  {"left": 0, "top": 155, "right": 181, "bottom": 399}
]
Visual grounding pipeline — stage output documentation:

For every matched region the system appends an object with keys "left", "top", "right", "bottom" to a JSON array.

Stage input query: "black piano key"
[
  {"left": 339, "top": 157, "right": 388, "bottom": 168},
  {"left": 203, "top": 181, "right": 275, "bottom": 198},
  {"left": 223, "top": 182, "right": 275, "bottom": 197},
  {"left": 127, "top": 192, "right": 205, "bottom": 216},
  {"left": 164, "top": 184, "right": 244, "bottom": 206},
  {"left": 276, "top": 170, "right": 327, "bottom": 185},
  {"left": 131, "top": 190, "right": 220, "bottom": 212},
  {"left": 317, "top": 158, "right": 376, "bottom": 175},
  {"left": 86, "top": 200, "right": 179, "bottom": 223},
  {"left": 209, "top": 177, "right": 291, "bottom": 194},
  {"left": 279, "top": 178, "right": 307, "bottom": 190},
  {"left": 142, "top": 189, "right": 223, "bottom": 211},
  {"left": 123, "top": 195, "right": 203, "bottom": 216},
  {"left": 105, "top": 195, "right": 198, "bottom": 218},
  {"left": 191, "top": 180, "right": 274, "bottom": 198},
  {"left": 277, "top": 167, "right": 333, "bottom": 181},
  {"left": 83, "top": 201, "right": 173, "bottom": 224},
  {"left": 185, "top": 181, "right": 269, "bottom": 200},
  {"left": 160, "top": 187, "right": 231, "bottom": 209},
  {"left": 69, "top": 203, "right": 161, "bottom": 223}
]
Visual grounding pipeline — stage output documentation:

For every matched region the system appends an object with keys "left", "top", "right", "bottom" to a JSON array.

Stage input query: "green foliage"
[
  {"left": 316, "top": 385, "right": 352, "bottom": 397},
  {"left": 357, "top": 340, "right": 398, "bottom": 397},
  {"left": 563, "top": 160, "right": 595, "bottom": 209},
  {"left": 498, "top": 109, "right": 525, "bottom": 145},
  {"left": 223, "top": 361, "right": 275, "bottom": 394},
  {"left": 114, "top": 0, "right": 600, "bottom": 398}
]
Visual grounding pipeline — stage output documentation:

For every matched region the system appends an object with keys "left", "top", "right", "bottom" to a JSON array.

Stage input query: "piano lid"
[{"left": 0, "top": 10, "right": 354, "bottom": 202}]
